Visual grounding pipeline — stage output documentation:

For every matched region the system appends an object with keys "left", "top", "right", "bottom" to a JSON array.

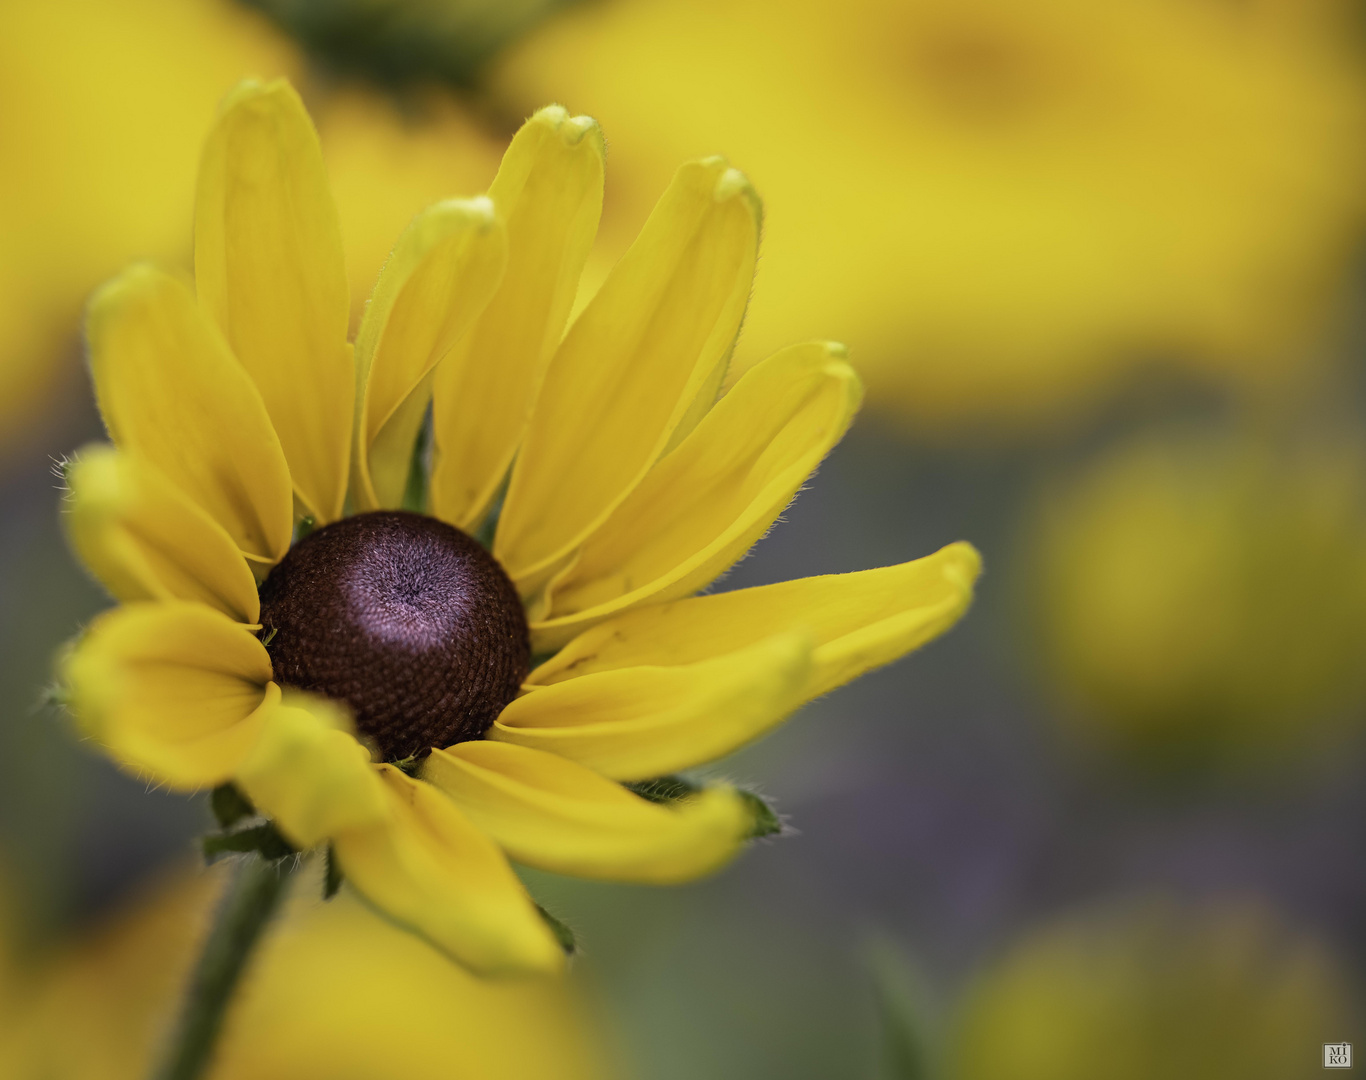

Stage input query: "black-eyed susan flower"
[{"left": 59, "top": 79, "right": 979, "bottom": 976}]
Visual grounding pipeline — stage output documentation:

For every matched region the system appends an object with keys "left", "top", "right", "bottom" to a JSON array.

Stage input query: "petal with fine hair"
[
  {"left": 430, "top": 106, "right": 604, "bottom": 531},
  {"left": 85, "top": 265, "right": 293, "bottom": 563},
  {"left": 63, "top": 445, "right": 261, "bottom": 623},
  {"left": 332, "top": 766, "right": 565, "bottom": 976},
  {"left": 489, "top": 633, "right": 811, "bottom": 780},
  {"left": 195, "top": 78, "right": 353, "bottom": 524},
  {"left": 62, "top": 601, "right": 275, "bottom": 789},
  {"left": 351, "top": 197, "right": 507, "bottom": 511},
  {"left": 422, "top": 741, "right": 750, "bottom": 884},
  {"left": 495, "top": 158, "right": 760, "bottom": 595},
  {"left": 533, "top": 343, "right": 862, "bottom": 652},
  {"left": 533, "top": 542, "right": 982, "bottom": 705}
]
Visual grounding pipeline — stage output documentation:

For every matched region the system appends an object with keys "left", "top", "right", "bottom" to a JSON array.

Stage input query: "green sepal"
[
  {"left": 535, "top": 903, "right": 577, "bottom": 956},
  {"left": 202, "top": 822, "right": 295, "bottom": 865},
  {"left": 323, "top": 844, "right": 344, "bottom": 900},
  {"left": 210, "top": 783, "right": 256, "bottom": 830},
  {"left": 626, "top": 775, "right": 783, "bottom": 839},
  {"left": 738, "top": 789, "right": 782, "bottom": 838}
]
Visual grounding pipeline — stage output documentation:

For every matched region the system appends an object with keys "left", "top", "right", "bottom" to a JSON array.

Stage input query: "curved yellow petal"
[
  {"left": 235, "top": 692, "right": 387, "bottom": 850},
  {"left": 422, "top": 741, "right": 750, "bottom": 884},
  {"left": 489, "top": 633, "right": 811, "bottom": 780},
  {"left": 533, "top": 343, "right": 862, "bottom": 651},
  {"left": 332, "top": 765, "right": 564, "bottom": 976},
  {"left": 533, "top": 542, "right": 982, "bottom": 707},
  {"left": 352, "top": 197, "right": 508, "bottom": 511},
  {"left": 430, "top": 106, "right": 605, "bottom": 531},
  {"left": 495, "top": 158, "right": 761, "bottom": 594},
  {"left": 62, "top": 601, "right": 275, "bottom": 789},
  {"left": 63, "top": 444, "right": 261, "bottom": 623},
  {"left": 195, "top": 78, "right": 353, "bottom": 524},
  {"left": 85, "top": 264, "right": 293, "bottom": 563}
]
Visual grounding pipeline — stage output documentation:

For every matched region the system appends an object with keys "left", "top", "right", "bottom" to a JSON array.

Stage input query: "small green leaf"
[
  {"left": 259, "top": 626, "right": 279, "bottom": 648},
  {"left": 323, "top": 844, "right": 344, "bottom": 900},
  {"left": 210, "top": 783, "right": 256, "bottom": 829},
  {"left": 202, "top": 823, "right": 294, "bottom": 865},
  {"left": 535, "top": 903, "right": 577, "bottom": 956}
]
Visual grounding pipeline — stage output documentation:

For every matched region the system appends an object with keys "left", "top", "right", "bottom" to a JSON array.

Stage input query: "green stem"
[{"left": 149, "top": 856, "right": 296, "bottom": 1080}]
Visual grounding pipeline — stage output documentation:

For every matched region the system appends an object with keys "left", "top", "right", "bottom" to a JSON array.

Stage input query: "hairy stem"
[{"left": 149, "top": 856, "right": 295, "bottom": 1080}]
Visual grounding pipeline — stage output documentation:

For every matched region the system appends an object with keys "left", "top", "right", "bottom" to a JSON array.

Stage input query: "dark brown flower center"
[{"left": 258, "top": 511, "right": 529, "bottom": 762}]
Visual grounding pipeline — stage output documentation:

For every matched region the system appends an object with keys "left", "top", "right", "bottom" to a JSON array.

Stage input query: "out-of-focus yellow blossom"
[
  {"left": 950, "top": 900, "right": 1361, "bottom": 1080},
  {"left": 0, "top": 0, "right": 508, "bottom": 456},
  {"left": 1, "top": 864, "right": 614, "bottom": 1079},
  {"left": 1023, "top": 429, "right": 1366, "bottom": 767},
  {"left": 489, "top": 0, "right": 1366, "bottom": 438},
  {"left": 0, "top": 0, "right": 298, "bottom": 453},
  {"left": 315, "top": 87, "right": 505, "bottom": 330}
]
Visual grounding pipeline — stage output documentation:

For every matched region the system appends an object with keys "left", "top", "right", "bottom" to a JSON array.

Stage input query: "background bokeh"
[{"left": 3, "top": 0, "right": 1366, "bottom": 1076}]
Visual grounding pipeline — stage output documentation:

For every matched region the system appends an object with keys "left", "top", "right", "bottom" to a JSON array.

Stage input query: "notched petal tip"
[
  {"left": 214, "top": 75, "right": 299, "bottom": 119},
  {"left": 526, "top": 104, "right": 604, "bottom": 150}
]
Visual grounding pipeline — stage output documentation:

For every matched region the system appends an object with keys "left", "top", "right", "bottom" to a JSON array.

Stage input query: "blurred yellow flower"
[
  {"left": 0, "top": 0, "right": 506, "bottom": 457},
  {"left": 0, "top": 0, "right": 297, "bottom": 454},
  {"left": 0, "top": 864, "right": 614, "bottom": 1079},
  {"left": 489, "top": 0, "right": 1366, "bottom": 437},
  {"left": 315, "top": 86, "right": 505, "bottom": 331},
  {"left": 1023, "top": 429, "right": 1366, "bottom": 767},
  {"left": 950, "top": 899, "right": 1361, "bottom": 1080}
]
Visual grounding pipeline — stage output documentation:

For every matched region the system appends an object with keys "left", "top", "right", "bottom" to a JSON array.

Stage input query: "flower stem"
[{"left": 150, "top": 856, "right": 296, "bottom": 1080}]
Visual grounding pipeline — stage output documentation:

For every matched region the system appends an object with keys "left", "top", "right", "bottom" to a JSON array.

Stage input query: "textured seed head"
[{"left": 258, "top": 511, "right": 528, "bottom": 761}]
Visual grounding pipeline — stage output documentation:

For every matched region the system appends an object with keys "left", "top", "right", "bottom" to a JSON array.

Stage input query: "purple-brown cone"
[{"left": 258, "top": 511, "right": 529, "bottom": 761}]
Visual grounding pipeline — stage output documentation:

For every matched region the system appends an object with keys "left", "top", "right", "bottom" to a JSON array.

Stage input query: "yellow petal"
[
  {"left": 62, "top": 601, "right": 275, "bottom": 789},
  {"left": 62, "top": 444, "right": 261, "bottom": 623},
  {"left": 195, "top": 78, "right": 353, "bottom": 524},
  {"left": 533, "top": 542, "right": 982, "bottom": 707},
  {"left": 495, "top": 158, "right": 761, "bottom": 594},
  {"left": 85, "top": 264, "right": 293, "bottom": 563},
  {"left": 489, "top": 633, "right": 811, "bottom": 780},
  {"left": 352, "top": 197, "right": 508, "bottom": 511},
  {"left": 534, "top": 343, "right": 862, "bottom": 651},
  {"left": 333, "top": 765, "right": 564, "bottom": 976},
  {"left": 430, "top": 106, "right": 605, "bottom": 531},
  {"left": 422, "top": 741, "right": 750, "bottom": 884},
  {"left": 236, "top": 692, "right": 388, "bottom": 850}
]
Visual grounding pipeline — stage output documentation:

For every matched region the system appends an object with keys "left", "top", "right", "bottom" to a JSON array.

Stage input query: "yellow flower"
[
  {"left": 2, "top": 864, "right": 614, "bottom": 1079},
  {"left": 1022, "top": 429, "right": 1366, "bottom": 768},
  {"left": 949, "top": 900, "right": 1361, "bottom": 1080},
  {"left": 58, "top": 79, "right": 980, "bottom": 974},
  {"left": 0, "top": 0, "right": 298, "bottom": 455},
  {"left": 0, "top": 0, "right": 506, "bottom": 460},
  {"left": 488, "top": 0, "right": 1366, "bottom": 436}
]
